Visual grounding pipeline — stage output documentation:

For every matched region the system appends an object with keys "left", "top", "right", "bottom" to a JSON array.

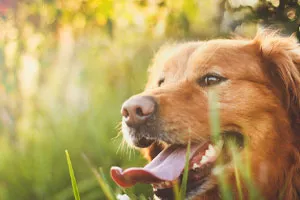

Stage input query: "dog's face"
[{"left": 111, "top": 33, "right": 300, "bottom": 199}]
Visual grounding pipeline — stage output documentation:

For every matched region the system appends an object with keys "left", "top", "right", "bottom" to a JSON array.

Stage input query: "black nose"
[{"left": 121, "top": 96, "right": 156, "bottom": 127}]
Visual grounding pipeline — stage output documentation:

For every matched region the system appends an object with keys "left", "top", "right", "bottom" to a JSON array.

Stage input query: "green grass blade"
[
  {"left": 230, "top": 144, "right": 243, "bottom": 200},
  {"left": 172, "top": 181, "right": 180, "bottom": 200},
  {"left": 99, "top": 168, "right": 118, "bottom": 200},
  {"left": 139, "top": 194, "right": 147, "bottom": 200},
  {"left": 180, "top": 140, "right": 191, "bottom": 199},
  {"left": 65, "top": 150, "right": 81, "bottom": 200},
  {"left": 208, "top": 90, "right": 233, "bottom": 200},
  {"left": 208, "top": 90, "right": 221, "bottom": 143},
  {"left": 81, "top": 154, "right": 116, "bottom": 200},
  {"left": 122, "top": 187, "right": 137, "bottom": 200}
]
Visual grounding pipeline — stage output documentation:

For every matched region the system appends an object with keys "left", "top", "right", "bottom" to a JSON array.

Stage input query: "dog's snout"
[{"left": 121, "top": 96, "right": 156, "bottom": 127}]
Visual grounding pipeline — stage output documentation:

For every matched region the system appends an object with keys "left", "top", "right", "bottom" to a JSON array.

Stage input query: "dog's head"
[{"left": 111, "top": 31, "right": 300, "bottom": 199}]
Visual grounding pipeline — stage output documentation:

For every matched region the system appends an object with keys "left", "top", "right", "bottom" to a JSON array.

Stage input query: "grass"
[
  {"left": 208, "top": 90, "right": 262, "bottom": 200},
  {"left": 180, "top": 139, "right": 191, "bottom": 199},
  {"left": 208, "top": 90, "right": 233, "bottom": 200},
  {"left": 65, "top": 150, "right": 81, "bottom": 200},
  {"left": 82, "top": 153, "right": 117, "bottom": 200}
]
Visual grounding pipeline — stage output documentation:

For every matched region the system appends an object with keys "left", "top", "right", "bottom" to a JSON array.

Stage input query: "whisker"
[
  {"left": 115, "top": 121, "right": 122, "bottom": 130},
  {"left": 126, "top": 143, "right": 130, "bottom": 159},
  {"left": 111, "top": 130, "right": 122, "bottom": 141},
  {"left": 116, "top": 138, "right": 126, "bottom": 155}
]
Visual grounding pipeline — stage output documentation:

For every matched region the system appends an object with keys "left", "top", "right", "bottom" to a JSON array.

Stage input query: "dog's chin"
[
  {"left": 122, "top": 125, "right": 156, "bottom": 148},
  {"left": 128, "top": 135, "right": 155, "bottom": 148},
  {"left": 122, "top": 121, "right": 174, "bottom": 148}
]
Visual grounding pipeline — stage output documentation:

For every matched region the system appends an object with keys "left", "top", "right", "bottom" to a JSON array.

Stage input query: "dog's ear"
[
  {"left": 285, "top": 150, "right": 300, "bottom": 199},
  {"left": 254, "top": 31, "right": 300, "bottom": 123}
]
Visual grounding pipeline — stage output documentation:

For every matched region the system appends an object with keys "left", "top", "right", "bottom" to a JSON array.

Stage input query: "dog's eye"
[
  {"left": 158, "top": 78, "right": 165, "bottom": 87},
  {"left": 198, "top": 73, "right": 227, "bottom": 87}
]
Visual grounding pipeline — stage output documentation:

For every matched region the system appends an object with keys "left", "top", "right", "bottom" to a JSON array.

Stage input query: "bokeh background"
[{"left": 0, "top": 0, "right": 299, "bottom": 199}]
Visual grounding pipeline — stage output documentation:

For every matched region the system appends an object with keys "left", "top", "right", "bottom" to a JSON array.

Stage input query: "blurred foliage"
[{"left": 0, "top": 0, "right": 298, "bottom": 199}]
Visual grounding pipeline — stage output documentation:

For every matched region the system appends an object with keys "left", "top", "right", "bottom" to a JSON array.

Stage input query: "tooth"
[
  {"left": 205, "top": 149, "right": 210, "bottom": 156},
  {"left": 192, "top": 163, "right": 200, "bottom": 170},
  {"left": 209, "top": 144, "right": 216, "bottom": 154},
  {"left": 206, "top": 148, "right": 215, "bottom": 158},
  {"left": 200, "top": 155, "right": 209, "bottom": 164}
]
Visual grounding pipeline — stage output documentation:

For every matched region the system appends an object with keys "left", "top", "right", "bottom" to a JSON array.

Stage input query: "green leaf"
[
  {"left": 208, "top": 90, "right": 233, "bottom": 200},
  {"left": 208, "top": 89, "right": 221, "bottom": 143},
  {"left": 82, "top": 154, "right": 116, "bottom": 200},
  {"left": 172, "top": 181, "right": 180, "bottom": 200},
  {"left": 65, "top": 150, "right": 81, "bottom": 200},
  {"left": 180, "top": 139, "right": 191, "bottom": 199}
]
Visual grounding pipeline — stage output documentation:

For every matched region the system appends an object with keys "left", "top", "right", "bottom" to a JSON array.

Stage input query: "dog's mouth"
[{"left": 111, "top": 131, "right": 244, "bottom": 199}]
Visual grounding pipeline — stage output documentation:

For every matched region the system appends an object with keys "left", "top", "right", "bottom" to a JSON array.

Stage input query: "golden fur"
[{"left": 128, "top": 31, "right": 300, "bottom": 199}]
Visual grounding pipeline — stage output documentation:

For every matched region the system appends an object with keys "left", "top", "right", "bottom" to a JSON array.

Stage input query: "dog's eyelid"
[
  {"left": 203, "top": 72, "right": 223, "bottom": 78},
  {"left": 197, "top": 73, "right": 227, "bottom": 87}
]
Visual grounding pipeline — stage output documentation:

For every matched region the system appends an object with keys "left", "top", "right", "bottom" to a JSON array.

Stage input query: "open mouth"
[{"left": 111, "top": 131, "right": 244, "bottom": 199}]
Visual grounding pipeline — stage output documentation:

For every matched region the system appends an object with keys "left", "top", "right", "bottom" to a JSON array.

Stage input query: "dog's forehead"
[
  {"left": 186, "top": 39, "right": 267, "bottom": 82},
  {"left": 146, "top": 38, "right": 268, "bottom": 88}
]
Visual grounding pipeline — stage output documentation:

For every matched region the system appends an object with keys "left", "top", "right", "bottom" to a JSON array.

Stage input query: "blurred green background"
[{"left": 0, "top": 0, "right": 299, "bottom": 199}]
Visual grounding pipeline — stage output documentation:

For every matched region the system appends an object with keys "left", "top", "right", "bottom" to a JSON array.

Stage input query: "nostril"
[
  {"left": 121, "top": 108, "right": 129, "bottom": 118},
  {"left": 136, "top": 107, "right": 144, "bottom": 117}
]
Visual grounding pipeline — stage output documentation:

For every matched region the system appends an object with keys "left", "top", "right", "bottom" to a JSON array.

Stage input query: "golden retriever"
[{"left": 111, "top": 31, "right": 300, "bottom": 200}]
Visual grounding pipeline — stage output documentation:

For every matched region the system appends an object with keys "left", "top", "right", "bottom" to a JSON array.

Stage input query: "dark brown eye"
[
  {"left": 158, "top": 78, "right": 165, "bottom": 87},
  {"left": 198, "top": 73, "right": 227, "bottom": 87}
]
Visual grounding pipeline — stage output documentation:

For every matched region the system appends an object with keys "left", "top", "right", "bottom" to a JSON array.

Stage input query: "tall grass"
[
  {"left": 208, "top": 90, "right": 262, "bottom": 200},
  {"left": 208, "top": 90, "right": 233, "bottom": 200},
  {"left": 82, "top": 154, "right": 116, "bottom": 200},
  {"left": 65, "top": 150, "right": 81, "bottom": 200},
  {"left": 180, "top": 140, "right": 191, "bottom": 199}
]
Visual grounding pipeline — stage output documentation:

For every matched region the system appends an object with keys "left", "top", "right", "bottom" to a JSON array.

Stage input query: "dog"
[{"left": 111, "top": 31, "right": 300, "bottom": 200}]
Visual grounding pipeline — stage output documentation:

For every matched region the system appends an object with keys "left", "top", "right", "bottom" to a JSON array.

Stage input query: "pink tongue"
[{"left": 110, "top": 144, "right": 201, "bottom": 188}]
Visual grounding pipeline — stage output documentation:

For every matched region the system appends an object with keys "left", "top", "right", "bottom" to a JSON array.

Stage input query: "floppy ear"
[
  {"left": 254, "top": 31, "right": 300, "bottom": 125},
  {"left": 285, "top": 149, "right": 300, "bottom": 199},
  {"left": 256, "top": 32, "right": 300, "bottom": 198}
]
